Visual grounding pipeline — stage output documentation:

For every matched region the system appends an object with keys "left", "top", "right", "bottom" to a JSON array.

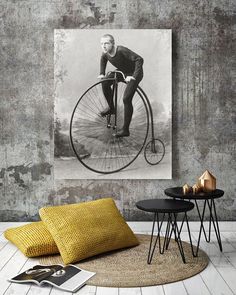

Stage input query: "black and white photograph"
[
  {"left": 1, "top": 1, "right": 235, "bottom": 294},
  {"left": 54, "top": 29, "right": 172, "bottom": 179}
]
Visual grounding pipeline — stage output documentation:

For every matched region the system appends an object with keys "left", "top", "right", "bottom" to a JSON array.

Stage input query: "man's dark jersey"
[{"left": 100, "top": 45, "right": 143, "bottom": 80}]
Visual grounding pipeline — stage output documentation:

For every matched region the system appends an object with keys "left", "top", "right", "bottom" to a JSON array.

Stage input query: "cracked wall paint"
[{"left": 0, "top": 0, "right": 235, "bottom": 221}]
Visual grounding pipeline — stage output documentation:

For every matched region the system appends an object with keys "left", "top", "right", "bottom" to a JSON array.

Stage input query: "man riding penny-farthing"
[{"left": 70, "top": 34, "right": 165, "bottom": 174}]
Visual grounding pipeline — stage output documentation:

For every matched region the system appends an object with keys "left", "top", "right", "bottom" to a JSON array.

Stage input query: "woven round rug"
[{"left": 39, "top": 234, "right": 209, "bottom": 287}]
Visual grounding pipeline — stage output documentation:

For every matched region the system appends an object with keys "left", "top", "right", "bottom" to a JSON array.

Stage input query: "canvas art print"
[{"left": 54, "top": 29, "right": 172, "bottom": 179}]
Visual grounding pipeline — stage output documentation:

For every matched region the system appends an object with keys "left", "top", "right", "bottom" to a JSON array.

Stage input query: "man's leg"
[
  {"left": 101, "top": 73, "right": 115, "bottom": 117},
  {"left": 116, "top": 79, "right": 139, "bottom": 137}
]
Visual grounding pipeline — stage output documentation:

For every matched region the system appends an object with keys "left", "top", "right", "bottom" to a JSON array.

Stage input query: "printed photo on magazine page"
[{"left": 9, "top": 264, "right": 95, "bottom": 293}]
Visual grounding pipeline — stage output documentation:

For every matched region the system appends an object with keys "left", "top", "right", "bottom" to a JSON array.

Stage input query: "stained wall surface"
[{"left": 0, "top": 0, "right": 235, "bottom": 221}]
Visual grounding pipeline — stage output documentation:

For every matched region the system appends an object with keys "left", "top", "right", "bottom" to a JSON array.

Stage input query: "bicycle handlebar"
[{"left": 106, "top": 70, "right": 126, "bottom": 80}]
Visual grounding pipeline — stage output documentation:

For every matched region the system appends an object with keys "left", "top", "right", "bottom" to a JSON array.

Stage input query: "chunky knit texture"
[
  {"left": 4, "top": 221, "right": 59, "bottom": 257},
  {"left": 39, "top": 198, "right": 139, "bottom": 264}
]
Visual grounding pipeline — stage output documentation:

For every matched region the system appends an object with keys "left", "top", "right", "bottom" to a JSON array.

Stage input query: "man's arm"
[
  {"left": 121, "top": 47, "right": 144, "bottom": 80},
  {"left": 100, "top": 54, "right": 108, "bottom": 76}
]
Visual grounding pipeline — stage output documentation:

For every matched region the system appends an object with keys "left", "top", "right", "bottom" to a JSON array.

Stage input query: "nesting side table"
[
  {"left": 136, "top": 198, "right": 194, "bottom": 264},
  {"left": 164, "top": 187, "right": 224, "bottom": 256}
]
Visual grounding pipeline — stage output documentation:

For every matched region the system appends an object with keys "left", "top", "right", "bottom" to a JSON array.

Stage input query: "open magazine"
[{"left": 9, "top": 264, "right": 95, "bottom": 293}]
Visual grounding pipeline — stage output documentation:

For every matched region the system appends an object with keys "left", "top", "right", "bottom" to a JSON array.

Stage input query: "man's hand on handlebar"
[
  {"left": 97, "top": 74, "right": 105, "bottom": 79},
  {"left": 97, "top": 72, "right": 135, "bottom": 82},
  {"left": 125, "top": 76, "right": 136, "bottom": 83}
]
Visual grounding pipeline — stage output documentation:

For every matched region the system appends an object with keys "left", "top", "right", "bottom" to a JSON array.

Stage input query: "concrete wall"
[{"left": 0, "top": 0, "right": 235, "bottom": 221}]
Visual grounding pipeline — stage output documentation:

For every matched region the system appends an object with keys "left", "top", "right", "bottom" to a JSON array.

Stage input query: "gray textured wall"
[{"left": 0, "top": 0, "right": 235, "bottom": 221}]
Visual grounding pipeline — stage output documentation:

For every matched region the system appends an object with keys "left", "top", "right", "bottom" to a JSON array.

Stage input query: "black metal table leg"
[
  {"left": 184, "top": 212, "right": 197, "bottom": 257},
  {"left": 207, "top": 199, "right": 223, "bottom": 251},
  {"left": 147, "top": 212, "right": 157, "bottom": 264},
  {"left": 194, "top": 200, "right": 208, "bottom": 242},
  {"left": 147, "top": 212, "right": 165, "bottom": 264},
  {"left": 178, "top": 198, "right": 191, "bottom": 234},
  {"left": 165, "top": 213, "right": 173, "bottom": 250},
  {"left": 195, "top": 199, "right": 213, "bottom": 243},
  {"left": 173, "top": 213, "right": 186, "bottom": 263},
  {"left": 194, "top": 198, "right": 223, "bottom": 255},
  {"left": 161, "top": 213, "right": 171, "bottom": 252},
  {"left": 194, "top": 199, "right": 207, "bottom": 257}
]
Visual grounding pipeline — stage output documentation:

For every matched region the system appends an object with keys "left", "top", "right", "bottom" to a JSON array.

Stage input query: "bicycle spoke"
[
  {"left": 75, "top": 103, "right": 105, "bottom": 124},
  {"left": 88, "top": 87, "right": 105, "bottom": 113},
  {"left": 80, "top": 91, "right": 101, "bottom": 115},
  {"left": 91, "top": 87, "right": 108, "bottom": 112}
]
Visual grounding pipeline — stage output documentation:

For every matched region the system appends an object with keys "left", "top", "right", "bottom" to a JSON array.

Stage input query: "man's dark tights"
[{"left": 102, "top": 74, "right": 140, "bottom": 132}]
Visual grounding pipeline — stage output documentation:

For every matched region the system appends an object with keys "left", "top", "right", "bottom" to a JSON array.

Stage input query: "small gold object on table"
[
  {"left": 192, "top": 183, "right": 202, "bottom": 194},
  {"left": 198, "top": 170, "right": 216, "bottom": 192},
  {"left": 182, "top": 184, "right": 191, "bottom": 195}
]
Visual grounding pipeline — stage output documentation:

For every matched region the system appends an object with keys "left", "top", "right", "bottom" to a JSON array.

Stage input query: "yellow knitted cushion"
[
  {"left": 39, "top": 198, "right": 139, "bottom": 264},
  {"left": 4, "top": 221, "right": 59, "bottom": 257}
]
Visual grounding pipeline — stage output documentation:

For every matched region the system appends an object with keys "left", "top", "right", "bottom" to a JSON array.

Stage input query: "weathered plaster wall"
[{"left": 0, "top": 0, "right": 235, "bottom": 221}]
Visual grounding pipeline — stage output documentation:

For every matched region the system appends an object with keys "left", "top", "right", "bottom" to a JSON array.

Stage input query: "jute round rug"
[{"left": 39, "top": 235, "right": 209, "bottom": 287}]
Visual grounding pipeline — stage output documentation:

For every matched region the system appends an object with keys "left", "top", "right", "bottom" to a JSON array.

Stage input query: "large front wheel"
[{"left": 70, "top": 79, "right": 149, "bottom": 174}]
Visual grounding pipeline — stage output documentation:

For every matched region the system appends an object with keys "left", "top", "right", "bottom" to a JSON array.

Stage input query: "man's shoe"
[
  {"left": 115, "top": 129, "right": 130, "bottom": 138},
  {"left": 100, "top": 108, "right": 115, "bottom": 117}
]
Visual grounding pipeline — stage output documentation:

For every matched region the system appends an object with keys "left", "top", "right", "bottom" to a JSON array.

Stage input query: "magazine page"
[
  {"left": 43, "top": 265, "right": 95, "bottom": 293},
  {"left": 9, "top": 265, "right": 63, "bottom": 284}
]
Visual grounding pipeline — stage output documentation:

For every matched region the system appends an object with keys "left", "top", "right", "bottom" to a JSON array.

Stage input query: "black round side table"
[
  {"left": 136, "top": 199, "right": 194, "bottom": 264},
  {"left": 164, "top": 187, "right": 224, "bottom": 256}
]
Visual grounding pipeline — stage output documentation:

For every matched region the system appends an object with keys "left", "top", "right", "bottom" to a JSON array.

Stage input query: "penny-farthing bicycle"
[{"left": 70, "top": 70, "right": 165, "bottom": 174}]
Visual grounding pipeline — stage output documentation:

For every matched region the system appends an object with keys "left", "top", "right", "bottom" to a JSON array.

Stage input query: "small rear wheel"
[{"left": 144, "top": 139, "right": 165, "bottom": 165}]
